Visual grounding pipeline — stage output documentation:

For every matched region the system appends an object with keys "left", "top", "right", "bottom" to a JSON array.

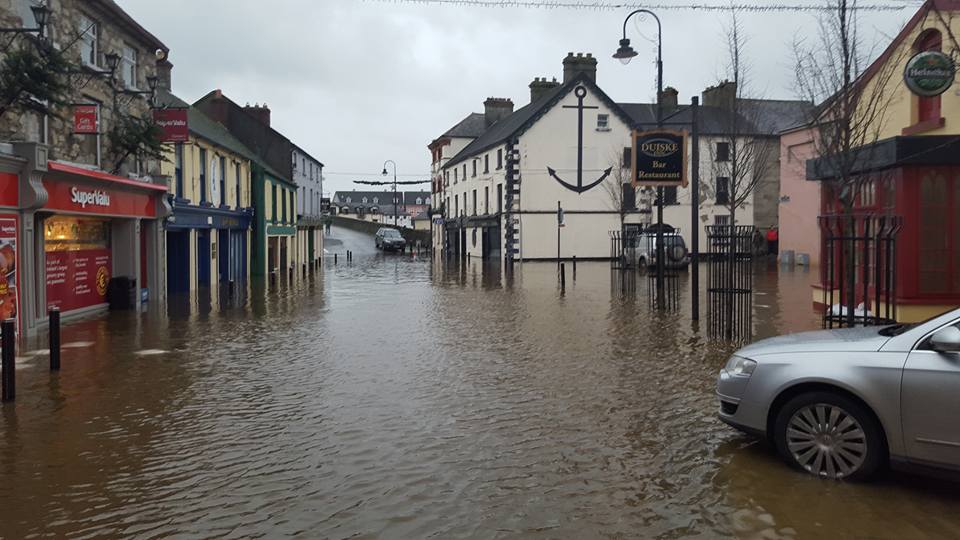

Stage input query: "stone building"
[{"left": 0, "top": 0, "right": 171, "bottom": 335}]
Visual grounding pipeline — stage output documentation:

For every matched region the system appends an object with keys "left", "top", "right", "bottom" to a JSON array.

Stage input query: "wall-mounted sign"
[
  {"left": 904, "top": 51, "right": 956, "bottom": 97},
  {"left": 43, "top": 180, "right": 157, "bottom": 218},
  {"left": 632, "top": 129, "right": 688, "bottom": 187},
  {"left": 73, "top": 105, "right": 98, "bottom": 134},
  {"left": 153, "top": 108, "right": 189, "bottom": 143},
  {"left": 70, "top": 187, "right": 111, "bottom": 209}
]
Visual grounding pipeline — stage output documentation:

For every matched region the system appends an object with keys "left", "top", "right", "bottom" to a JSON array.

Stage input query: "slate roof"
[
  {"left": 155, "top": 90, "right": 287, "bottom": 180},
  {"left": 332, "top": 190, "right": 430, "bottom": 209},
  {"left": 445, "top": 72, "right": 635, "bottom": 169},
  {"left": 444, "top": 113, "right": 487, "bottom": 138},
  {"left": 619, "top": 99, "right": 812, "bottom": 136}
]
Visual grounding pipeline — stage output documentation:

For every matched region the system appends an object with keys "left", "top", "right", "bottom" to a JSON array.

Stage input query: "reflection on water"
[{"left": 0, "top": 252, "right": 957, "bottom": 539}]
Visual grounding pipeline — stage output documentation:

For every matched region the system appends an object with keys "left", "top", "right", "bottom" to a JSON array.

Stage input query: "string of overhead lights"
[{"left": 362, "top": 0, "right": 917, "bottom": 12}]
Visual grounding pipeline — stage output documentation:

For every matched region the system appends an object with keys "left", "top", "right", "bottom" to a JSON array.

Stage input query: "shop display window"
[{"left": 44, "top": 217, "right": 110, "bottom": 252}]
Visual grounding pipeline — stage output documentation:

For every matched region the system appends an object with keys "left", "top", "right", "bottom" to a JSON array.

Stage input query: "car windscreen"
[{"left": 383, "top": 230, "right": 402, "bottom": 238}]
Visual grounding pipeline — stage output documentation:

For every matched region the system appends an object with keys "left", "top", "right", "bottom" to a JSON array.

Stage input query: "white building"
[
  {"left": 431, "top": 53, "right": 809, "bottom": 260},
  {"left": 292, "top": 145, "right": 324, "bottom": 268}
]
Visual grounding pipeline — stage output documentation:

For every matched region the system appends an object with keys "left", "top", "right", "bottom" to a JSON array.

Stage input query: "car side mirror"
[{"left": 929, "top": 326, "right": 960, "bottom": 353}]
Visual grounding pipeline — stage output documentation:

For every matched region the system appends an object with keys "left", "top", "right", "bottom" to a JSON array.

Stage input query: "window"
[
  {"left": 445, "top": 197, "right": 450, "bottom": 218},
  {"left": 597, "top": 114, "right": 609, "bottom": 130},
  {"left": 497, "top": 149, "right": 503, "bottom": 170},
  {"left": 484, "top": 154, "right": 489, "bottom": 173},
  {"left": 272, "top": 184, "right": 278, "bottom": 220},
  {"left": 199, "top": 148, "right": 208, "bottom": 204},
  {"left": 623, "top": 147, "right": 632, "bottom": 168},
  {"left": 715, "top": 176, "right": 730, "bottom": 205},
  {"left": 662, "top": 186, "right": 678, "bottom": 205},
  {"left": 346, "top": 196, "right": 352, "bottom": 203},
  {"left": 484, "top": 186, "right": 489, "bottom": 214},
  {"left": 463, "top": 164, "right": 466, "bottom": 181},
  {"left": 235, "top": 161, "right": 242, "bottom": 208},
  {"left": 416, "top": 197, "right": 422, "bottom": 205},
  {"left": 120, "top": 44, "right": 138, "bottom": 89},
  {"left": 78, "top": 15, "right": 98, "bottom": 67},
  {"left": 716, "top": 142, "right": 730, "bottom": 162},
  {"left": 916, "top": 30, "right": 943, "bottom": 124},
  {"left": 454, "top": 194, "right": 459, "bottom": 217},
  {"left": 218, "top": 156, "right": 226, "bottom": 206},
  {"left": 497, "top": 184, "right": 502, "bottom": 213},
  {"left": 453, "top": 169, "right": 458, "bottom": 183},
  {"left": 282, "top": 189, "right": 288, "bottom": 223},
  {"left": 714, "top": 215, "right": 730, "bottom": 226},
  {"left": 362, "top": 197, "right": 368, "bottom": 204},
  {"left": 373, "top": 197, "right": 379, "bottom": 204},
  {"left": 174, "top": 143, "right": 184, "bottom": 198},
  {"left": 472, "top": 160, "right": 477, "bottom": 177},
  {"left": 77, "top": 98, "right": 101, "bottom": 167},
  {"left": 472, "top": 189, "right": 477, "bottom": 215}
]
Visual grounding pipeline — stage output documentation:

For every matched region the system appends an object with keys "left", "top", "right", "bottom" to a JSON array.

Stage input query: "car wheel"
[{"left": 773, "top": 391, "right": 885, "bottom": 481}]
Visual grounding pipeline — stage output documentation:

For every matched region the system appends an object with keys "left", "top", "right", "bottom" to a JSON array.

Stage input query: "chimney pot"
[
  {"left": 484, "top": 97, "right": 514, "bottom": 127},
  {"left": 562, "top": 51, "right": 598, "bottom": 83}
]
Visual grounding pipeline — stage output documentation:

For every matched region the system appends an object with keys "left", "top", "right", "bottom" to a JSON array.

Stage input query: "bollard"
[
  {"left": 1, "top": 319, "right": 14, "bottom": 401},
  {"left": 560, "top": 263, "right": 566, "bottom": 292},
  {"left": 49, "top": 307, "right": 61, "bottom": 371}
]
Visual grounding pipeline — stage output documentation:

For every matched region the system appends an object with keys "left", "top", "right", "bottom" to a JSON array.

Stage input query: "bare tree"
[
  {"left": 793, "top": 0, "right": 905, "bottom": 326},
  {"left": 601, "top": 151, "right": 634, "bottom": 229}
]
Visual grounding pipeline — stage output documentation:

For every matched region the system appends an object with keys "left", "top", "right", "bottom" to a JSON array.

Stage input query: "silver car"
[{"left": 717, "top": 307, "right": 960, "bottom": 480}]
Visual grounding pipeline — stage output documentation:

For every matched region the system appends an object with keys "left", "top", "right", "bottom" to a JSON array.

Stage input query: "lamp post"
[
  {"left": 0, "top": 4, "right": 52, "bottom": 38},
  {"left": 382, "top": 160, "right": 398, "bottom": 227},
  {"left": 614, "top": 9, "right": 666, "bottom": 308}
]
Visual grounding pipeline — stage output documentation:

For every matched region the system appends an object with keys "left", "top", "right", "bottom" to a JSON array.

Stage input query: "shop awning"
[
  {"left": 806, "top": 135, "right": 960, "bottom": 181},
  {"left": 47, "top": 161, "right": 168, "bottom": 192}
]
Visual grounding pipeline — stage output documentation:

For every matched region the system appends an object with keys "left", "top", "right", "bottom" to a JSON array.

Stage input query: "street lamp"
[
  {"left": 615, "top": 9, "right": 667, "bottom": 307},
  {"left": 104, "top": 51, "right": 121, "bottom": 74},
  {"left": 382, "top": 160, "right": 398, "bottom": 227},
  {"left": 0, "top": 4, "right": 52, "bottom": 37}
]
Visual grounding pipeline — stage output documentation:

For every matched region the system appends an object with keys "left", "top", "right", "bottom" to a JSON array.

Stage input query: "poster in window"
[{"left": 0, "top": 216, "right": 19, "bottom": 329}]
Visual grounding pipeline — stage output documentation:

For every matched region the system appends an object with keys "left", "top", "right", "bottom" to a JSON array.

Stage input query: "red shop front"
[{"left": 40, "top": 162, "right": 166, "bottom": 315}]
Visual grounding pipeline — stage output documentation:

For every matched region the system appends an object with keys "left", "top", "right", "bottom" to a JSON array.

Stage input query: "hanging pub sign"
[
  {"left": 152, "top": 108, "right": 189, "bottom": 143},
  {"left": 73, "top": 105, "right": 98, "bottom": 134},
  {"left": 632, "top": 129, "right": 688, "bottom": 188},
  {"left": 904, "top": 50, "right": 956, "bottom": 97}
]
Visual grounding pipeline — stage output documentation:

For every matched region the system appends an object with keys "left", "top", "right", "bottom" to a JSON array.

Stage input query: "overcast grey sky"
[{"left": 118, "top": 0, "right": 914, "bottom": 195}]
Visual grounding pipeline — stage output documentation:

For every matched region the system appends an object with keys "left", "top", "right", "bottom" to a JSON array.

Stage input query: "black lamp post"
[
  {"left": 382, "top": 160, "right": 398, "bottom": 226},
  {"left": 615, "top": 9, "right": 666, "bottom": 307},
  {"left": 0, "top": 4, "right": 52, "bottom": 37}
]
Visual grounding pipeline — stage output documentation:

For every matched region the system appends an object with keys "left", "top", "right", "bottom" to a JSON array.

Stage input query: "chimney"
[
  {"left": 156, "top": 60, "right": 173, "bottom": 91},
  {"left": 702, "top": 80, "right": 737, "bottom": 109},
  {"left": 484, "top": 97, "right": 514, "bottom": 127},
  {"left": 658, "top": 86, "right": 679, "bottom": 109},
  {"left": 244, "top": 103, "right": 271, "bottom": 127},
  {"left": 562, "top": 52, "right": 597, "bottom": 83},
  {"left": 529, "top": 77, "right": 560, "bottom": 102}
]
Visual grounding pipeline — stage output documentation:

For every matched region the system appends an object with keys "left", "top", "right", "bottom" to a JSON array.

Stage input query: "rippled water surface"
[{"left": 0, "top": 227, "right": 958, "bottom": 539}]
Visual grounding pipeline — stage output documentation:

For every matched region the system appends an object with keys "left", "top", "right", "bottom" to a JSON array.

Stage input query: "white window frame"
[
  {"left": 121, "top": 43, "right": 138, "bottom": 89},
  {"left": 597, "top": 114, "right": 610, "bottom": 131},
  {"left": 78, "top": 14, "right": 99, "bottom": 68}
]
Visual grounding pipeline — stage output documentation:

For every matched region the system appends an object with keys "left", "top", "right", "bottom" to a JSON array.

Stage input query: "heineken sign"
[
  {"left": 632, "top": 129, "right": 688, "bottom": 187},
  {"left": 904, "top": 51, "right": 955, "bottom": 97}
]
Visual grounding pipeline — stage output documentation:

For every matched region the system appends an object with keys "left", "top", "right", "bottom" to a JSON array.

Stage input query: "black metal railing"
[{"left": 706, "top": 224, "right": 755, "bottom": 341}]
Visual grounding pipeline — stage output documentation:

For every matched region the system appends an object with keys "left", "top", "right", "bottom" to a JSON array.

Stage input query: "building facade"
[
  {"left": 157, "top": 91, "right": 253, "bottom": 297},
  {"left": 434, "top": 53, "right": 807, "bottom": 261},
  {"left": 292, "top": 144, "right": 323, "bottom": 271},
  {"left": 0, "top": 0, "right": 171, "bottom": 335},
  {"left": 193, "top": 91, "right": 301, "bottom": 279},
  {"left": 332, "top": 190, "right": 430, "bottom": 229}
]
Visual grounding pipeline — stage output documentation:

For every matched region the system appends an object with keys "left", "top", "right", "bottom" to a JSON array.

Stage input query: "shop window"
[
  {"left": 916, "top": 29, "right": 943, "bottom": 125},
  {"left": 918, "top": 170, "right": 957, "bottom": 295},
  {"left": 44, "top": 217, "right": 112, "bottom": 312}
]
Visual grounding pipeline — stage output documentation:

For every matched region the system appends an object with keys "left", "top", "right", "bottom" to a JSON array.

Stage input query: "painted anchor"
[{"left": 547, "top": 86, "right": 613, "bottom": 194}]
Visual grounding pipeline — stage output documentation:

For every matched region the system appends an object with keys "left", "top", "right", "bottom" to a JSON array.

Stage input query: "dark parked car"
[{"left": 375, "top": 228, "right": 406, "bottom": 251}]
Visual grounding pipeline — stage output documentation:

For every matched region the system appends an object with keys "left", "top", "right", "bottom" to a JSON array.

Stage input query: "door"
[
  {"left": 166, "top": 230, "right": 190, "bottom": 295},
  {"left": 901, "top": 319, "right": 960, "bottom": 468},
  {"left": 197, "top": 230, "right": 211, "bottom": 288}
]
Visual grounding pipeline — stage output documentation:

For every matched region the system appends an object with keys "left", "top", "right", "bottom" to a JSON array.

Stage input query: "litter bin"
[{"left": 106, "top": 276, "right": 137, "bottom": 310}]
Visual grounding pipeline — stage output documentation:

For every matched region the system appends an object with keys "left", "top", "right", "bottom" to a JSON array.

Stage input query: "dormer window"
[
  {"left": 362, "top": 197, "right": 368, "bottom": 204},
  {"left": 346, "top": 196, "right": 352, "bottom": 203},
  {"left": 373, "top": 197, "right": 379, "bottom": 204},
  {"left": 416, "top": 198, "right": 423, "bottom": 205}
]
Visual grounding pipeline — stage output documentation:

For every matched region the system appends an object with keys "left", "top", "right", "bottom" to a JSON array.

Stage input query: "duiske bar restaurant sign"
[{"left": 632, "top": 130, "right": 688, "bottom": 187}]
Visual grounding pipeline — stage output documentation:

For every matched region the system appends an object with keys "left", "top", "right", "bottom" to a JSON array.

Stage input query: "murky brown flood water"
[{"left": 0, "top": 228, "right": 958, "bottom": 539}]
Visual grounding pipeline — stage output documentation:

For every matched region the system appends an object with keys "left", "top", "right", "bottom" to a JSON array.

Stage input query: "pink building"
[{"left": 777, "top": 125, "right": 821, "bottom": 267}]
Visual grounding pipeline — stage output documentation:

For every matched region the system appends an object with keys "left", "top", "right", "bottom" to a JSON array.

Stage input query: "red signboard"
[
  {"left": 42, "top": 180, "right": 157, "bottom": 218},
  {"left": 74, "top": 105, "right": 99, "bottom": 134},
  {"left": 0, "top": 172, "right": 17, "bottom": 208},
  {"left": 153, "top": 108, "right": 189, "bottom": 143},
  {"left": 45, "top": 248, "right": 111, "bottom": 312},
  {"left": 0, "top": 216, "right": 19, "bottom": 327}
]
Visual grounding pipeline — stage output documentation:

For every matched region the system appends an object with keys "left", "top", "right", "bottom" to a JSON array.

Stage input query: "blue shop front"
[{"left": 165, "top": 199, "right": 252, "bottom": 296}]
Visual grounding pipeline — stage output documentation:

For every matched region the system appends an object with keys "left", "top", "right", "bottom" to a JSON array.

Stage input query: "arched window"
[{"left": 916, "top": 29, "right": 943, "bottom": 124}]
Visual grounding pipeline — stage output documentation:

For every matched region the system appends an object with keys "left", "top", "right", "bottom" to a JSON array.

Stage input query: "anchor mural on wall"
[{"left": 547, "top": 86, "right": 612, "bottom": 194}]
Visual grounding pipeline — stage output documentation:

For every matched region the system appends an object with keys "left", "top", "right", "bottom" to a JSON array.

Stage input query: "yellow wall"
[
  {"left": 161, "top": 137, "right": 252, "bottom": 208},
  {"left": 857, "top": 7, "right": 960, "bottom": 139}
]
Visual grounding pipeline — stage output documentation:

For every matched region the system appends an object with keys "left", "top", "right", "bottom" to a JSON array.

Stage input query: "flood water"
[{"left": 0, "top": 226, "right": 957, "bottom": 539}]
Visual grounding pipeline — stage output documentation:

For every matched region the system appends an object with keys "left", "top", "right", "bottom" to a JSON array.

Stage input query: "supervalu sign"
[{"left": 632, "top": 129, "right": 688, "bottom": 188}]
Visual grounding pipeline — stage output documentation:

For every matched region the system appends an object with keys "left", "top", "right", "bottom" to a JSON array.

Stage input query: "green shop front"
[{"left": 251, "top": 165, "right": 298, "bottom": 279}]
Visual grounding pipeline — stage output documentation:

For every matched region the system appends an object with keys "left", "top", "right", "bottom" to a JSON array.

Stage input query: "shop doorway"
[
  {"left": 197, "top": 230, "right": 211, "bottom": 288},
  {"left": 166, "top": 230, "right": 190, "bottom": 295},
  {"left": 280, "top": 237, "right": 288, "bottom": 271},
  {"left": 268, "top": 237, "right": 278, "bottom": 275}
]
